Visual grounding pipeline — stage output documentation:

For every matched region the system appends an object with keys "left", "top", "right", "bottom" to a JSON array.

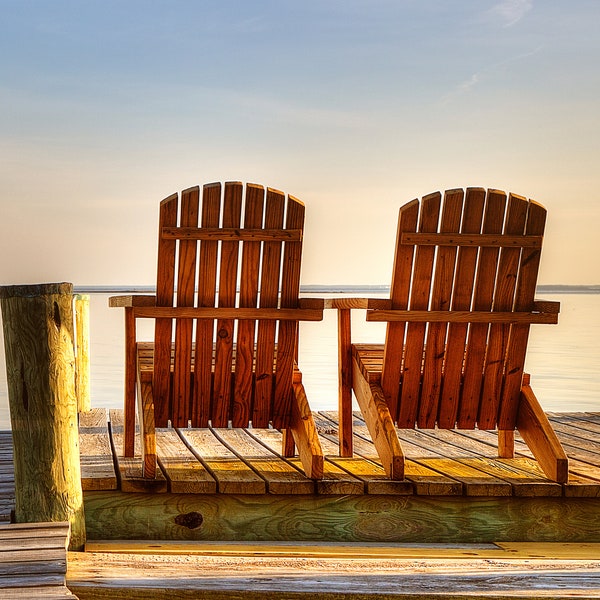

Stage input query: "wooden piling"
[
  {"left": 0, "top": 283, "right": 86, "bottom": 551},
  {"left": 74, "top": 294, "right": 91, "bottom": 413}
]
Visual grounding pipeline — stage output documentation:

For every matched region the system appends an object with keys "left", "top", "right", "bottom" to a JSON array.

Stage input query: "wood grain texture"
[
  {"left": 67, "top": 546, "right": 600, "bottom": 600},
  {"left": 0, "top": 521, "right": 74, "bottom": 599},
  {"left": 193, "top": 183, "right": 221, "bottom": 427},
  {"left": 156, "top": 428, "right": 217, "bottom": 494},
  {"left": 83, "top": 489, "right": 600, "bottom": 543},
  {"left": 343, "top": 188, "right": 566, "bottom": 483},
  {"left": 0, "top": 283, "right": 85, "bottom": 550},
  {"left": 153, "top": 193, "right": 178, "bottom": 428},
  {"left": 74, "top": 294, "right": 91, "bottom": 413},
  {"left": 172, "top": 186, "right": 199, "bottom": 428},
  {"left": 110, "top": 182, "right": 323, "bottom": 481},
  {"left": 233, "top": 184, "right": 263, "bottom": 427},
  {"left": 180, "top": 428, "right": 266, "bottom": 494},
  {"left": 109, "top": 409, "right": 167, "bottom": 494},
  {"left": 79, "top": 408, "right": 117, "bottom": 491},
  {"left": 459, "top": 189, "right": 506, "bottom": 428}
]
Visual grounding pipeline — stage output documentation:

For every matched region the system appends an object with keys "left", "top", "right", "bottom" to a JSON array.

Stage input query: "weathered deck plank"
[
  {"left": 214, "top": 428, "right": 315, "bottom": 495},
  {"left": 3, "top": 413, "right": 600, "bottom": 546},
  {"left": 67, "top": 548, "right": 600, "bottom": 599},
  {"left": 156, "top": 428, "right": 217, "bottom": 494},
  {"left": 0, "top": 521, "right": 76, "bottom": 599},
  {"left": 75, "top": 410, "right": 600, "bottom": 544},
  {"left": 77, "top": 410, "right": 600, "bottom": 499},
  {"left": 180, "top": 428, "right": 266, "bottom": 494},
  {"left": 79, "top": 408, "right": 117, "bottom": 491},
  {"left": 109, "top": 410, "right": 168, "bottom": 493}
]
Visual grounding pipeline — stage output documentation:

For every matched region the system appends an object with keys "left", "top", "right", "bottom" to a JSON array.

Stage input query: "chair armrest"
[
  {"left": 324, "top": 297, "right": 391, "bottom": 310},
  {"left": 297, "top": 297, "right": 325, "bottom": 310},
  {"left": 108, "top": 295, "right": 157, "bottom": 308},
  {"left": 532, "top": 299, "right": 560, "bottom": 314},
  {"left": 110, "top": 295, "right": 323, "bottom": 311}
]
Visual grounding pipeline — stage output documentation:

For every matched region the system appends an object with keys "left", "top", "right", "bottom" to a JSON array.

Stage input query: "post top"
[{"left": 0, "top": 282, "right": 73, "bottom": 299}]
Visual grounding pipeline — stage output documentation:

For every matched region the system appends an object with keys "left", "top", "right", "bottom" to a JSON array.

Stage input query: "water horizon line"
[{"left": 73, "top": 283, "right": 600, "bottom": 295}]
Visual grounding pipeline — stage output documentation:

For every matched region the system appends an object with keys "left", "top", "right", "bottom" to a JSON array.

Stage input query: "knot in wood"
[
  {"left": 174, "top": 511, "right": 204, "bottom": 530},
  {"left": 217, "top": 328, "right": 229, "bottom": 339}
]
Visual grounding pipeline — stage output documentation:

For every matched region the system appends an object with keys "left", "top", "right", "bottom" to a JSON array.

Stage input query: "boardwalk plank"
[
  {"left": 213, "top": 428, "right": 315, "bottom": 495},
  {"left": 249, "top": 427, "right": 365, "bottom": 495},
  {"left": 180, "top": 428, "right": 266, "bottom": 494},
  {"left": 109, "top": 410, "right": 167, "bottom": 493},
  {"left": 79, "top": 408, "right": 117, "bottom": 491},
  {"left": 67, "top": 549, "right": 600, "bottom": 600},
  {"left": 0, "top": 522, "right": 76, "bottom": 598},
  {"left": 156, "top": 428, "right": 217, "bottom": 494}
]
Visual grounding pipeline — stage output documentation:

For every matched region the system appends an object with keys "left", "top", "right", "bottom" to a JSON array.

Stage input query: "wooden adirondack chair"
[
  {"left": 335, "top": 187, "right": 568, "bottom": 483},
  {"left": 110, "top": 181, "right": 324, "bottom": 479}
]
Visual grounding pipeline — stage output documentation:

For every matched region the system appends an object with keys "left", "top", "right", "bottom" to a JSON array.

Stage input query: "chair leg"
[
  {"left": 337, "top": 308, "right": 353, "bottom": 457},
  {"left": 137, "top": 379, "right": 157, "bottom": 479},
  {"left": 516, "top": 384, "right": 568, "bottom": 483},
  {"left": 124, "top": 307, "right": 137, "bottom": 457},
  {"left": 498, "top": 429, "right": 515, "bottom": 458},
  {"left": 281, "top": 428, "right": 296, "bottom": 457},
  {"left": 352, "top": 357, "right": 404, "bottom": 480},
  {"left": 287, "top": 382, "right": 324, "bottom": 479}
]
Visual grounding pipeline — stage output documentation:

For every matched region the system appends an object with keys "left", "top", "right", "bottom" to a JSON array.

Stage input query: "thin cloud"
[
  {"left": 488, "top": 0, "right": 533, "bottom": 27},
  {"left": 440, "top": 45, "right": 542, "bottom": 105},
  {"left": 440, "top": 72, "right": 483, "bottom": 105}
]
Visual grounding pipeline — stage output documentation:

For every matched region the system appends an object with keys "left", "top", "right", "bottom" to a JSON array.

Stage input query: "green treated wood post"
[
  {"left": 0, "top": 283, "right": 86, "bottom": 551},
  {"left": 74, "top": 294, "right": 91, "bottom": 413}
]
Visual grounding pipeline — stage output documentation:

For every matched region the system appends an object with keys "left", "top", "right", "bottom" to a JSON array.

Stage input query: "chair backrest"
[
  {"left": 380, "top": 188, "right": 547, "bottom": 431},
  {"left": 152, "top": 181, "right": 305, "bottom": 429}
]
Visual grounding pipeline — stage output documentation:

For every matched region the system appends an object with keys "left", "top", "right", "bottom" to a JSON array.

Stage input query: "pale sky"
[{"left": 1, "top": 1, "right": 599, "bottom": 287}]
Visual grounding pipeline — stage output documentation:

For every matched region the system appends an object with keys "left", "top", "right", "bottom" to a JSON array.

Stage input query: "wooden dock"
[
  {"left": 0, "top": 521, "right": 76, "bottom": 599},
  {"left": 2, "top": 411, "right": 600, "bottom": 597},
  {"left": 77, "top": 408, "right": 600, "bottom": 543}
]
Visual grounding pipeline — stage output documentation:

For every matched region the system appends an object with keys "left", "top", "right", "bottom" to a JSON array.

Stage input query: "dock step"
[
  {"left": 69, "top": 542, "right": 600, "bottom": 599},
  {"left": 0, "top": 521, "right": 77, "bottom": 599}
]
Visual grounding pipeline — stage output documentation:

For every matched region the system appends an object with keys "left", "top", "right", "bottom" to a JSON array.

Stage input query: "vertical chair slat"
[
  {"left": 212, "top": 182, "right": 243, "bottom": 427},
  {"left": 419, "top": 189, "right": 463, "bottom": 428},
  {"left": 154, "top": 193, "right": 178, "bottom": 427},
  {"left": 273, "top": 195, "right": 304, "bottom": 430},
  {"left": 438, "top": 187, "right": 485, "bottom": 428},
  {"left": 253, "top": 189, "right": 285, "bottom": 428},
  {"left": 233, "top": 184, "right": 264, "bottom": 427},
  {"left": 381, "top": 200, "right": 418, "bottom": 421},
  {"left": 397, "top": 192, "right": 440, "bottom": 428},
  {"left": 172, "top": 187, "right": 199, "bottom": 427},
  {"left": 459, "top": 190, "right": 506, "bottom": 428},
  {"left": 498, "top": 199, "right": 547, "bottom": 428},
  {"left": 192, "top": 183, "right": 221, "bottom": 427},
  {"left": 479, "top": 194, "right": 528, "bottom": 429}
]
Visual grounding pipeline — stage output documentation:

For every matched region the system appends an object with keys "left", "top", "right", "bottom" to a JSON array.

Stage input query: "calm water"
[{"left": 0, "top": 291, "right": 598, "bottom": 428}]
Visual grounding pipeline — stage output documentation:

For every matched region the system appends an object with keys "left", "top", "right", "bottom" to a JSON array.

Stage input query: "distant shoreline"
[{"left": 74, "top": 284, "right": 600, "bottom": 295}]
